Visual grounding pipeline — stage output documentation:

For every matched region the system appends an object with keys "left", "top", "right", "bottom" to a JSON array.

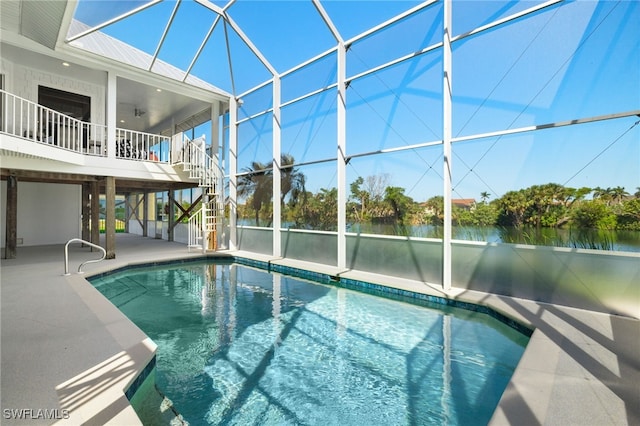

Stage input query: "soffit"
[{"left": 4, "top": 0, "right": 67, "bottom": 49}]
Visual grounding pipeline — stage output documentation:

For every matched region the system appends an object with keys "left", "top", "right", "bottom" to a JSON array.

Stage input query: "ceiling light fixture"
[{"left": 62, "top": 62, "right": 70, "bottom": 67}]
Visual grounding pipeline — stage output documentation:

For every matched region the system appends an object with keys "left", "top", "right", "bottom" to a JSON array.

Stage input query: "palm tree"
[
  {"left": 593, "top": 187, "right": 615, "bottom": 205},
  {"left": 496, "top": 190, "right": 531, "bottom": 228},
  {"left": 384, "top": 186, "right": 413, "bottom": 224},
  {"left": 480, "top": 191, "right": 491, "bottom": 204},
  {"left": 610, "top": 186, "right": 629, "bottom": 204},
  {"left": 237, "top": 161, "right": 272, "bottom": 226},
  {"left": 280, "top": 154, "right": 305, "bottom": 205},
  {"left": 237, "top": 155, "right": 306, "bottom": 226},
  {"left": 349, "top": 176, "right": 368, "bottom": 222}
]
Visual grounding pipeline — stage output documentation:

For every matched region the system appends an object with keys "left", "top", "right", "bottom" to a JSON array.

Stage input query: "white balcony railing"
[
  {"left": 115, "top": 128, "right": 170, "bottom": 162},
  {"left": 0, "top": 89, "right": 170, "bottom": 162}
]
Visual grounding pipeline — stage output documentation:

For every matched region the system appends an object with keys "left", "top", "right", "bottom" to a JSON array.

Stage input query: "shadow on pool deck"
[
  {"left": 1, "top": 233, "right": 638, "bottom": 425},
  {"left": 0, "top": 235, "right": 207, "bottom": 425}
]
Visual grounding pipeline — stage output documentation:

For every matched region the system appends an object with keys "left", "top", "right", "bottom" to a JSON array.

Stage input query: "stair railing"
[
  {"left": 187, "top": 206, "right": 203, "bottom": 251},
  {"left": 181, "top": 136, "right": 224, "bottom": 252}
]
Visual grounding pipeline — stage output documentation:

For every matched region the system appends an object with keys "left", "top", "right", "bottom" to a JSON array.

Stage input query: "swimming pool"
[{"left": 91, "top": 259, "right": 529, "bottom": 425}]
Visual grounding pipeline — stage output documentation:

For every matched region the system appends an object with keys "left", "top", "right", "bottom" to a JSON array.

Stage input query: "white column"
[
  {"left": 210, "top": 101, "right": 220, "bottom": 157},
  {"left": 211, "top": 101, "right": 221, "bottom": 250},
  {"left": 106, "top": 72, "right": 117, "bottom": 159},
  {"left": 337, "top": 42, "right": 347, "bottom": 270},
  {"left": 229, "top": 98, "right": 238, "bottom": 250},
  {"left": 272, "top": 76, "right": 282, "bottom": 257},
  {"left": 221, "top": 102, "right": 229, "bottom": 250},
  {"left": 442, "top": 0, "right": 453, "bottom": 291}
]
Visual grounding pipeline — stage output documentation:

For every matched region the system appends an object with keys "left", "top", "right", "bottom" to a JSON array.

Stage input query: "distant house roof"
[{"left": 452, "top": 198, "right": 476, "bottom": 208}]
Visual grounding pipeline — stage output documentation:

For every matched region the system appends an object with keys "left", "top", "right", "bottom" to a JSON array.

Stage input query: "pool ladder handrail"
[{"left": 63, "top": 238, "right": 106, "bottom": 276}]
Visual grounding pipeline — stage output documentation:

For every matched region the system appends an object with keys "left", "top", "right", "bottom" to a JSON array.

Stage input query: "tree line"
[{"left": 237, "top": 159, "right": 640, "bottom": 233}]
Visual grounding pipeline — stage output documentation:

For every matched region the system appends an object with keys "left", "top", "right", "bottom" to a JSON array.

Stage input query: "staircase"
[{"left": 172, "top": 133, "right": 224, "bottom": 252}]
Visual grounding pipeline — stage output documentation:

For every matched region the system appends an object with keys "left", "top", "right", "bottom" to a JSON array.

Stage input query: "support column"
[
  {"left": 229, "top": 98, "right": 238, "bottom": 250},
  {"left": 442, "top": 0, "right": 453, "bottom": 291},
  {"left": 4, "top": 175, "right": 17, "bottom": 259},
  {"left": 211, "top": 101, "right": 220, "bottom": 158},
  {"left": 81, "top": 183, "right": 90, "bottom": 244},
  {"left": 91, "top": 181, "right": 100, "bottom": 248},
  {"left": 336, "top": 42, "right": 347, "bottom": 270},
  {"left": 272, "top": 76, "right": 282, "bottom": 257},
  {"left": 105, "top": 176, "right": 116, "bottom": 259},
  {"left": 142, "top": 192, "right": 149, "bottom": 237},
  {"left": 124, "top": 192, "right": 131, "bottom": 233},
  {"left": 168, "top": 190, "right": 175, "bottom": 242},
  {"left": 213, "top": 102, "right": 223, "bottom": 250},
  {"left": 106, "top": 72, "right": 117, "bottom": 159}
]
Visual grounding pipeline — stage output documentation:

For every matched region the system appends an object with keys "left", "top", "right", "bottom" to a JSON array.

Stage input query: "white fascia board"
[
  {"left": 1, "top": 135, "right": 85, "bottom": 165},
  {"left": 81, "top": 156, "right": 191, "bottom": 182},
  {"left": 1, "top": 136, "right": 193, "bottom": 183}
]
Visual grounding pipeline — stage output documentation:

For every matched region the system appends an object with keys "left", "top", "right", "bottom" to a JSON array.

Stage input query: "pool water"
[{"left": 91, "top": 261, "right": 529, "bottom": 425}]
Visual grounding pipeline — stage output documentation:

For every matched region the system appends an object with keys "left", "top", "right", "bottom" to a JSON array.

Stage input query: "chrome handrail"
[{"left": 63, "top": 238, "right": 106, "bottom": 276}]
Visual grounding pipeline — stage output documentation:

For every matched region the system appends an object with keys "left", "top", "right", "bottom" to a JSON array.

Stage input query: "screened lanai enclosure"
[{"left": 68, "top": 0, "right": 639, "bottom": 318}]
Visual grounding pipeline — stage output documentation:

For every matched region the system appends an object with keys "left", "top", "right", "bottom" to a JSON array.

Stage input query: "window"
[{"left": 38, "top": 86, "right": 90, "bottom": 121}]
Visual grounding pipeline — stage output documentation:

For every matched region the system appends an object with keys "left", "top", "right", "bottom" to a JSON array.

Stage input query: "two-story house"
[{"left": 1, "top": 0, "right": 228, "bottom": 258}]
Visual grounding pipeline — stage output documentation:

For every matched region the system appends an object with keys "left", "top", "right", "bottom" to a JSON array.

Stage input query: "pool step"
[{"left": 97, "top": 276, "right": 149, "bottom": 307}]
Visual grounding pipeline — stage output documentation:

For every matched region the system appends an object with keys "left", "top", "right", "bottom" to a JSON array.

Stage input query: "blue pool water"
[{"left": 91, "top": 260, "right": 529, "bottom": 425}]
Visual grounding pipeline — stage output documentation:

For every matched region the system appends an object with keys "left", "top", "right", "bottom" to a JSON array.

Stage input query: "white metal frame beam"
[
  {"left": 183, "top": 14, "right": 223, "bottom": 83},
  {"left": 65, "top": 0, "right": 163, "bottom": 43},
  {"left": 313, "top": 0, "right": 347, "bottom": 269},
  {"left": 228, "top": 97, "right": 238, "bottom": 250},
  {"left": 272, "top": 76, "right": 282, "bottom": 257},
  {"left": 442, "top": 0, "right": 453, "bottom": 291},
  {"left": 150, "top": 0, "right": 182, "bottom": 72},
  {"left": 451, "top": 110, "right": 640, "bottom": 144},
  {"left": 336, "top": 41, "right": 347, "bottom": 270},
  {"left": 196, "top": 0, "right": 277, "bottom": 78}
]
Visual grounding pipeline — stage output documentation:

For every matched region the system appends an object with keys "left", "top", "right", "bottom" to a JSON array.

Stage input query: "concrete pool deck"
[{"left": 1, "top": 234, "right": 638, "bottom": 425}]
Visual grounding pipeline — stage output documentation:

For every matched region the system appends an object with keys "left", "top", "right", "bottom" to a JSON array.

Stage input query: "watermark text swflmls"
[{"left": 3, "top": 408, "right": 70, "bottom": 420}]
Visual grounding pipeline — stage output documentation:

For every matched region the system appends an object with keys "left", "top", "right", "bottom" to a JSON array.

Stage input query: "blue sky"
[{"left": 72, "top": 0, "right": 639, "bottom": 202}]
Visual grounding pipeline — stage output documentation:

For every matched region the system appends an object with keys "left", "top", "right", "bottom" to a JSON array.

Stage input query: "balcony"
[{"left": 0, "top": 89, "right": 171, "bottom": 163}]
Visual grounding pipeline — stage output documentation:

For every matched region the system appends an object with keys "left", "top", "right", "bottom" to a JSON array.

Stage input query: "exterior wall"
[
  {"left": 0, "top": 57, "right": 13, "bottom": 90},
  {"left": 0, "top": 180, "right": 5, "bottom": 246},
  {"left": 2, "top": 48, "right": 106, "bottom": 126},
  {"left": 127, "top": 219, "right": 144, "bottom": 236},
  {"left": 172, "top": 222, "right": 189, "bottom": 244},
  {"left": 147, "top": 221, "right": 156, "bottom": 239},
  {"left": 128, "top": 219, "right": 190, "bottom": 245},
  {"left": 1, "top": 181, "right": 80, "bottom": 247}
]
